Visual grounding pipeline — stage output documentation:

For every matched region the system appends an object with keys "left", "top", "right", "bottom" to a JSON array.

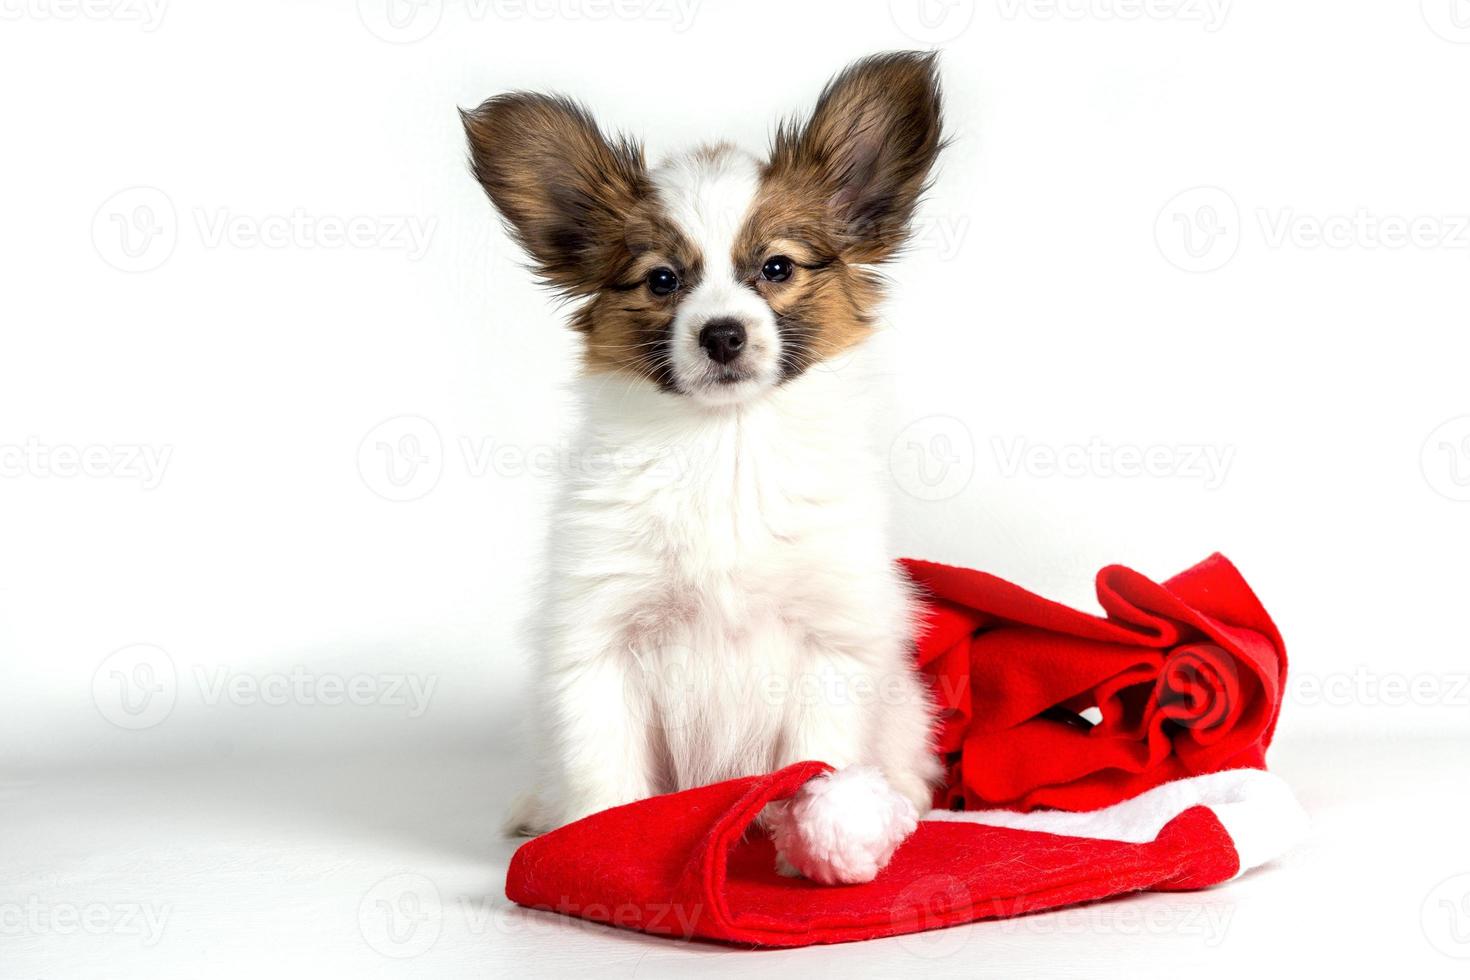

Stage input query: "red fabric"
[
  {"left": 506, "top": 761, "right": 1241, "bottom": 947},
  {"left": 904, "top": 553, "right": 1286, "bottom": 812}
]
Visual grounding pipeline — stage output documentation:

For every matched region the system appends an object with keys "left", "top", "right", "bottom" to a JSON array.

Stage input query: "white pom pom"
[{"left": 771, "top": 766, "right": 919, "bottom": 885}]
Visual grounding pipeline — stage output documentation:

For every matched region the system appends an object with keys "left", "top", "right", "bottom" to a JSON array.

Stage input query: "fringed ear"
[
  {"left": 461, "top": 93, "right": 647, "bottom": 295},
  {"left": 769, "top": 51, "right": 944, "bottom": 264}
]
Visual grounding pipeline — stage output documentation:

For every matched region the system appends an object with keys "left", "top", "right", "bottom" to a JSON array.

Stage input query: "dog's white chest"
[{"left": 554, "top": 368, "right": 904, "bottom": 791}]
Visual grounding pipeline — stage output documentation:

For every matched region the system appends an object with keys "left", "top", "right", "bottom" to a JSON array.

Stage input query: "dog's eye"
[
  {"left": 646, "top": 267, "right": 679, "bottom": 296},
  {"left": 760, "top": 256, "right": 794, "bottom": 283}
]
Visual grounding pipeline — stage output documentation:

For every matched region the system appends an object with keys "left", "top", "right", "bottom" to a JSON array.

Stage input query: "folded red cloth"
[
  {"left": 904, "top": 553, "right": 1287, "bottom": 812},
  {"left": 505, "top": 761, "right": 1305, "bottom": 947}
]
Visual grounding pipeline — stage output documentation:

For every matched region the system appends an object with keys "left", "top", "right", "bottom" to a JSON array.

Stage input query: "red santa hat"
[{"left": 505, "top": 760, "right": 1306, "bottom": 947}]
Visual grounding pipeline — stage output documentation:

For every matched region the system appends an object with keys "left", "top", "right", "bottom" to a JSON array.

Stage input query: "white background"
[{"left": 2, "top": 1, "right": 1469, "bottom": 976}]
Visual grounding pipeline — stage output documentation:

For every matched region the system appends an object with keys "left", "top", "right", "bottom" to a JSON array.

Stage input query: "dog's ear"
[
  {"left": 461, "top": 93, "right": 646, "bottom": 295},
  {"left": 770, "top": 51, "right": 944, "bottom": 263}
]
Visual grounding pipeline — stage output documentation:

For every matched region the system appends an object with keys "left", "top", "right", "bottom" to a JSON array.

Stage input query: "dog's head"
[{"left": 462, "top": 52, "right": 943, "bottom": 406}]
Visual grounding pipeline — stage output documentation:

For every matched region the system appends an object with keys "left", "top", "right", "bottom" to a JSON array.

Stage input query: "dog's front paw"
[
  {"left": 771, "top": 766, "right": 918, "bottom": 885},
  {"left": 502, "top": 791, "right": 555, "bottom": 837}
]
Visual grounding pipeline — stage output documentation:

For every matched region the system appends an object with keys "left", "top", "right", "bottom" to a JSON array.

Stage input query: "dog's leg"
[
  {"left": 870, "top": 663, "right": 945, "bottom": 815},
  {"left": 540, "top": 639, "right": 658, "bottom": 830},
  {"left": 763, "top": 652, "right": 920, "bottom": 885}
]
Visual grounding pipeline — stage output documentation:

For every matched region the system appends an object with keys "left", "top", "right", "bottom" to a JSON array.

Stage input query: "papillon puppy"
[{"left": 463, "top": 52, "right": 945, "bottom": 884}]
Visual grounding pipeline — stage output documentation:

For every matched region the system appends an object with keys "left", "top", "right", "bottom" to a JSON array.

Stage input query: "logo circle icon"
[
  {"left": 92, "top": 644, "right": 177, "bottom": 730},
  {"left": 892, "top": 873, "right": 973, "bottom": 958},
  {"left": 624, "top": 644, "right": 703, "bottom": 735},
  {"left": 1155, "top": 186, "right": 1241, "bottom": 273},
  {"left": 357, "top": 0, "right": 444, "bottom": 44},
  {"left": 92, "top": 186, "right": 177, "bottom": 273},
  {"left": 1422, "top": 0, "right": 1470, "bottom": 43},
  {"left": 359, "top": 872, "right": 442, "bottom": 958},
  {"left": 1422, "top": 872, "right": 1470, "bottom": 958},
  {"left": 358, "top": 416, "right": 444, "bottom": 502},
  {"left": 889, "top": 0, "right": 976, "bottom": 44},
  {"left": 889, "top": 415, "right": 975, "bottom": 502},
  {"left": 1421, "top": 416, "right": 1470, "bottom": 502}
]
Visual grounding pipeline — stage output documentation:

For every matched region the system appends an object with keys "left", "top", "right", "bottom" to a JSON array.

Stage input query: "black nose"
[{"left": 698, "top": 318, "right": 747, "bottom": 365}]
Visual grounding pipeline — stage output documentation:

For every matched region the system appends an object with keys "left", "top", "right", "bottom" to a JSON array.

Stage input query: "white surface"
[
  {"left": 5, "top": 734, "right": 1469, "bottom": 977},
  {"left": 4, "top": 2, "right": 1470, "bottom": 977}
]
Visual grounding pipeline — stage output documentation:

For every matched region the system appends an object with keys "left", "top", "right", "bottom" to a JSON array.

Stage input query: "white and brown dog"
[{"left": 464, "top": 52, "right": 945, "bottom": 885}]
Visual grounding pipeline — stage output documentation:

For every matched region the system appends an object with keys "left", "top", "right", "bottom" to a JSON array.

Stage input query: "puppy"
[{"left": 463, "top": 52, "right": 945, "bottom": 885}]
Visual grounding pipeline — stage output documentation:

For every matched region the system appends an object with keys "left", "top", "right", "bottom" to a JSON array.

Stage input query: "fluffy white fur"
[{"left": 509, "top": 144, "right": 939, "bottom": 884}]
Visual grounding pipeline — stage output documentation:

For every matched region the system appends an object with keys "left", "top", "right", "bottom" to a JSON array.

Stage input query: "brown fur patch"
[
  {"left": 766, "top": 51, "right": 945, "bottom": 265},
  {"left": 734, "top": 200, "right": 883, "bottom": 377},
  {"left": 736, "top": 51, "right": 945, "bottom": 377},
  {"left": 574, "top": 199, "right": 704, "bottom": 386},
  {"left": 463, "top": 94, "right": 703, "bottom": 387},
  {"left": 461, "top": 93, "right": 647, "bottom": 296}
]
